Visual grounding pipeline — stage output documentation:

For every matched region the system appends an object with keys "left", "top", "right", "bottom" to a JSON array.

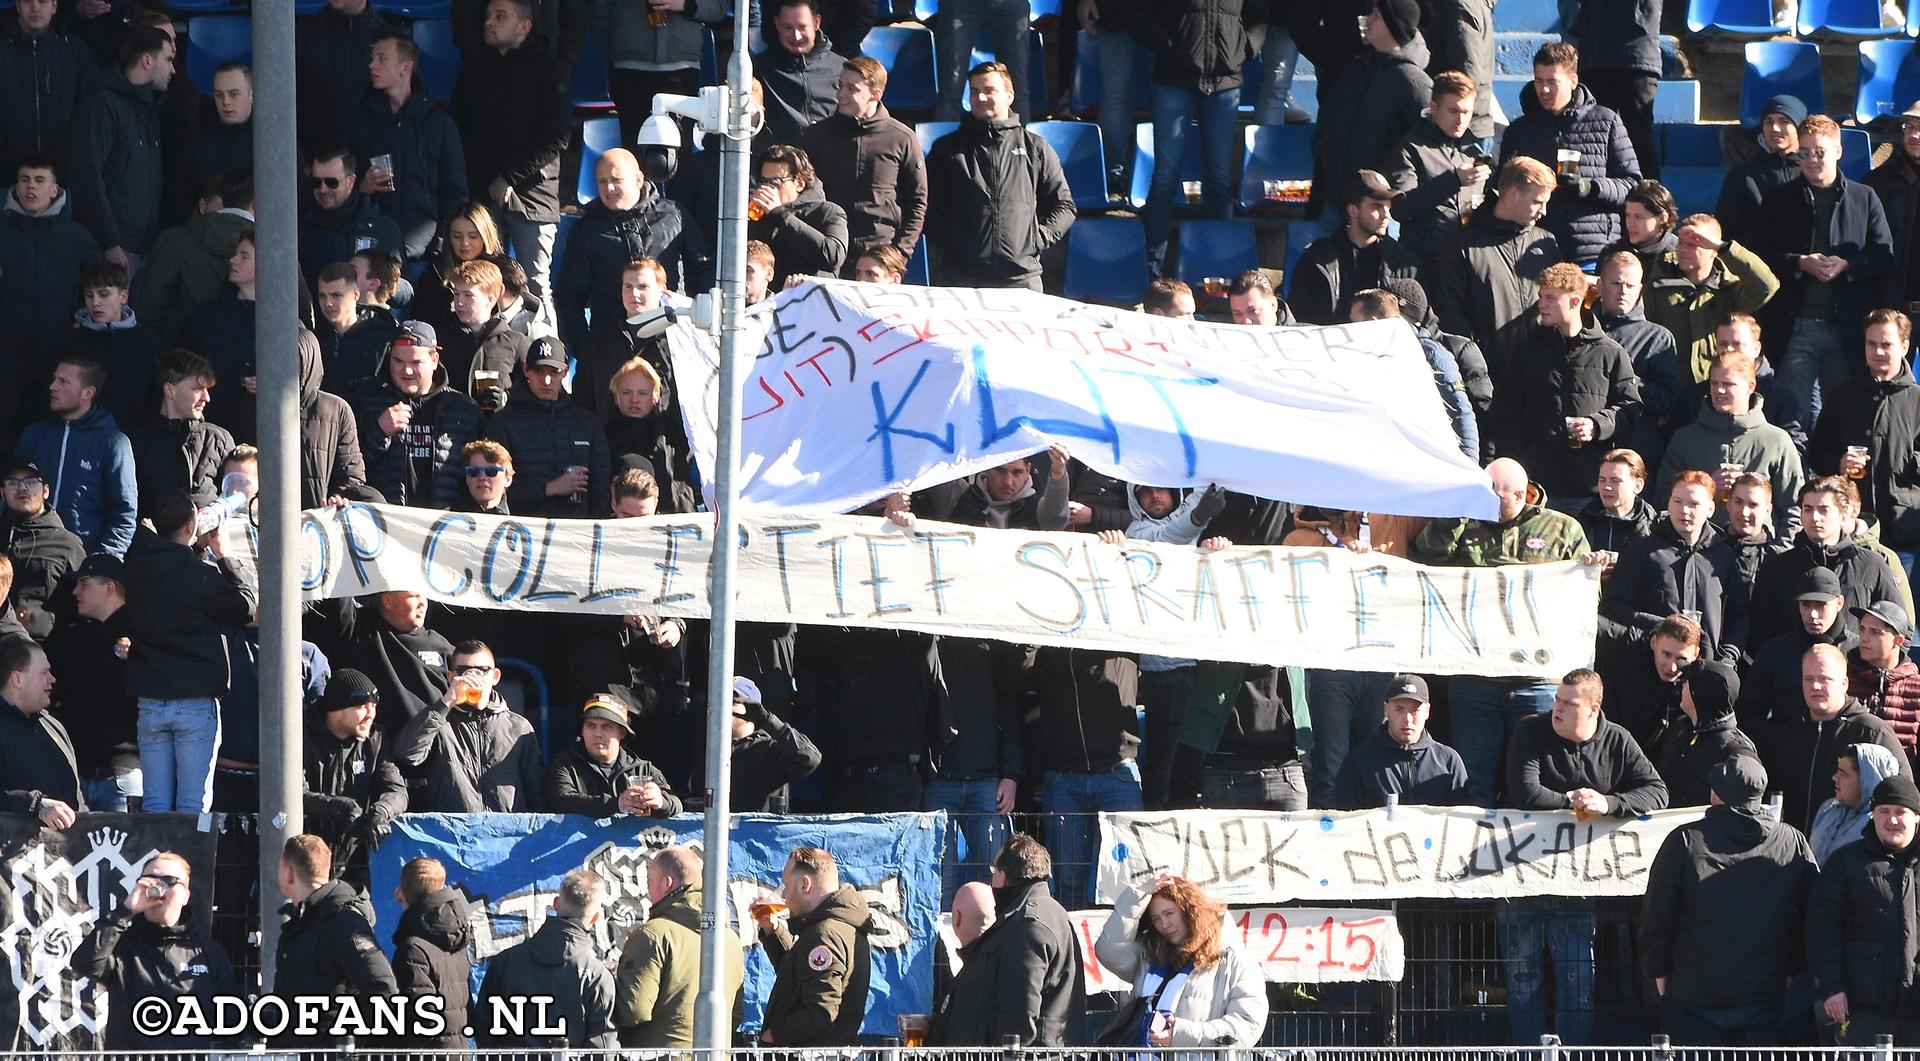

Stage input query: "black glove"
[
  {"left": 1561, "top": 174, "right": 1593, "bottom": 199},
  {"left": 479, "top": 385, "right": 510, "bottom": 414},
  {"left": 362, "top": 812, "right": 393, "bottom": 850},
  {"left": 1190, "top": 484, "right": 1228, "bottom": 527}
]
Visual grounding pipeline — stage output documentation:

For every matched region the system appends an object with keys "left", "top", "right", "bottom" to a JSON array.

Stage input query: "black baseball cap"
[
  {"left": 1854, "top": 601, "right": 1912, "bottom": 639},
  {"left": 527, "top": 337, "right": 570, "bottom": 372},
  {"left": 75, "top": 553, "right": 124, "bottom": 583},
  {"left": 1386, "top": 673, "right": 1430, "bottom": 705}
]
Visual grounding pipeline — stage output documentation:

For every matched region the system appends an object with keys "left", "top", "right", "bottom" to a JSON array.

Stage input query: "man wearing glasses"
[
  {"left": 746, "top": 144, "right": 849, "bottom": 290},
  {"left": 1755, "top": 113, "right": 1897, "bottom": 436},
  {"left": 71, "top": 851, "right": 236, "bottom": 1050},
  {"left": 394, "top": 638, "right": 545, "bottom": 812},
  {"left": 297, "top": 147, "right": 404, "bottom": 293},
  {"left": 456, "top": 439, "right": 514, "bottom": 515}
]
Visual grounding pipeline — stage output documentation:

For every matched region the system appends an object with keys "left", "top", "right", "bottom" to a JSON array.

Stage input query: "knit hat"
[
  {"left": 1684, "top": 659, "right": 1740, "bottom": 723},
  {"left": 1375, "top": 0, "right": 1420, "bottom": 46},
  {"left": 319, "top": 668, "right": 381, "bottom": 712},
  {"left": 1380, "top": 277, "right": 1432, "bottom": 329},
  {"left": 1708, "top": 755, "right": 1767, "bottom": 807},
  {"left": 1761, "top": 94, "right": 1809, "bottom": 127},
  {"left": 1873, "top": 774, "right": 1920, "bottom": 813}
]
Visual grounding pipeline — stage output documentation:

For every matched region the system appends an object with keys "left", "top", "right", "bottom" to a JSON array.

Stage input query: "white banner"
[
  {"left": 1095, "top": 807, "right": 1702, "bottom": 905},
  {"left": 666, "top": 280, "right": 1498, "bottom": 520},
  {"left": 942, "top": 908, "right": 1405, "bottom": 992},
  {"left": 247, "top": 505, "right": 1599, "bottom": 677}
]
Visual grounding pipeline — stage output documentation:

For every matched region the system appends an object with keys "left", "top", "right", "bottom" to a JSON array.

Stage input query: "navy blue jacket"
[
  {"left": 66, "top": 70, "right": 163, "bottom": 255},
  {"left": 553, "top": 188, "right": 710, "bottom": 356},
  {"left": 0, "top": 15, "right": 95, "bottom": 173},
  {"left": 15, "top": 403, "right": 137, "bottom": 555},
  {"left": 1497, "top": 82, "right": 1643, "bottom": 264},
  {"left": 345, "top": 89, "right": 469, "bottom": 259},
  {"left": 1754, "top": 174, "right": 1897, "bottom": 365},
  {"left": 294, "top": 4, "right": 402, "bottom": 152},
  {"left": 1333, "top": 725, "right": 1472, "bottom": 809},
  {"left": 0, "top": 189, "right": 96, "bottom": 371},
  {"left": 297, "top": 191, "right": 405, "bottom": 290}
]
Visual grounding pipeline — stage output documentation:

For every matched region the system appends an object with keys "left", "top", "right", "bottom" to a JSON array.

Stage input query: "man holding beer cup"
[
  {"left": 546, "top": 692, "right": 682, "bottom": 818},
  {"left": 393, "top": 639, "right": 546, "bottom": 812},
  {"left": 1495, "top": 41, "right": 1642, "bottom": 266},
  {"left": 1811, "top": 308, "right": 1920, "bottom": 583}
]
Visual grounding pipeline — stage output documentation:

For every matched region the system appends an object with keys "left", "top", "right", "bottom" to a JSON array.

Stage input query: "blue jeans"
[
  {"left": 1498, "top": 897, "right": 1596, "bottom": 1045},
  {"left": 1093, "top": 27, "right": 1139, "bottom": 187},
  {"left": 138, "top": 697, "right": 220, "bottom": 813},
  {"left": 924, "top": 777, "right": 1009, "bottom": 905},
  {"left": 1143, "top": 83, "right": 1239, "bottom": 274},
  {"left": 1776, "top": 317, "right": 1849, "bottom": 436},
  {"left": 1449, "top": 679, "right": 1556, "bottom": 807},
  {"left": 1043, "top": 761, "right": 1143, "bottom": 907},
  {"left": 80, "top": 769, "right": 143, "bottom": 813},
  {"left": 935, "top": 0, "right": 1032, "bottom": 121},
  {"left": 1252, "top": 24, "right": 1300, "bottom": 124},
  {"left": 1305, "top": 669, "right": 1393, "bottom": 808},
  {"left": 1896, "top": 549, "right": 1918, "bottom": 586}
]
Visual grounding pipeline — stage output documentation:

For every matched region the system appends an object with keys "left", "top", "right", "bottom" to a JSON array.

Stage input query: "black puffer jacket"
[
  {"left": 70, "top": 908, "right": 237, "bottom": 1050},
  {"left": 346, "top": 89, "right": 468, "bottom": 259},
  {"left": 0, "top": 16, "right": 94, "bottom": 171},
  {"left": 0, "top": 190, "right": 97, "bottom": 365},
  {"left": 1388, "top": 117, "right": 1490, "bottom": 265},
  {"left": 127, "top": 414, "right": 235, "bottom": 506},
  {"left": 1287, "top": 231, "right": 1422, "bottom": 325},
  {"left": 488, "top": 390, "right": 611, "bottom": 516},
  {"left": 1597, "top": 306, "right": 1685, "bottom": 463},
  {"left": 349, "top": 360, "right": 485, "bottom": 510},
  {"left": 1134, "top": 0, "right": 1264, "bottom": 94},
  {"left": 392, "top": 887, "right": 473, "bottom": 1050},
  {"left": 1811, "top": 371, "right": 1920, "bottom": 551},
  {"left": 554, "top": 186, "right": 710, "bottom": 355},
  {"left": 1497, "top": 82, "right": 1642, "bottom": 264},
  {"left": 450, "top": 42, "right": 569, "bottom": 224},
  {"left": 1601, "top": 520, "right": 1749, "bottom": 663},
  {"left": 1312, "top": 41, "right": 1431, "bottom": 211},
  {"left": 301, "top": 707, "right": 408, "bottom": 867},
  {"left": 176, "top": 118, "right": 250, "bottom": 222},
  {"left": 66, "top": 70, "right": 162, "bottom": 254},
  {"left": 272, "top": 878, "right": 398, "bottom": 1043},
  {"left": 1488, "top": 315, "right": 1643, "bottom": 500},
  {"left": 1427, "top": 202, "right": 1561, "bottom": 345},
  {"left": 1809, "top": 825, "right": 1920, "bottom": 1015},
  {"left": 1751, "top": 533, "right": 1905, "bottom": 645},
  {"left": 932, "top": 878, "right": 1085, "bottom": 1046},
  {"left": 924, "top": 115, "right": 1076, "bottom": 285}
]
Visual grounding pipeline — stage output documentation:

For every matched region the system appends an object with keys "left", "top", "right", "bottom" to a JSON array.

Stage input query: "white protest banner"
[
  {"left": 1095, "top": 807, "right": 1702, "bottom": 905},
  {"left": 245, "top": 505, "right": 1599, "bottom": 677},
  {"left": 665, "top": 280, "right": 1498, "bottom": 520}
]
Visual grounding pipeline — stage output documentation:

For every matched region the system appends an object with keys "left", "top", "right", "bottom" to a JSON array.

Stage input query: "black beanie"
[
  {"left": 1873, "top": 774, "right": 1920, "bottom": 813},
  {"left": 1376, "top": 0, "right": 1421, "bottom": 46}
]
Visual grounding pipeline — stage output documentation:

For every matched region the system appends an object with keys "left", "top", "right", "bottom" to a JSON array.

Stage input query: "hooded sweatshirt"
[
  {"left": 0, "top": 187, "right": 97, "bottom": 363},
  {"left": 1126, "top": 484, "right": 1226, "bottom": 673},
  {"left": 14, "top": 401, "right": 136, "bottom": 555},
  {"left": 1657, "top": 397, "right": 1806, "bottom": 541},
  {"left": 392, "top": 887, "right": 473, "bottom": 1049},
  {"left": 66, "top": 304, "right": 157, "bottom": 425},
  {"left": 1810, "top": 742, "right": 1905, "bottom": 865},
  {"left": 1761, "top": 697, "right": 1912, "bottom": 833}
]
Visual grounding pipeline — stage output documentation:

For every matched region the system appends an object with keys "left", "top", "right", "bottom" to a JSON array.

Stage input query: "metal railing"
[{"left": 0, "top": 1045, "right": 1913, "bottom": 1060}]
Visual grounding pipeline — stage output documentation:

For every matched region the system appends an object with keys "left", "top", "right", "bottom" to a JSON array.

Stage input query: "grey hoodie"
[
  {"left": 1126, "top": 483, "right": 1225, "bottom": 671},
  {"left": 1809, "top": 741, "right": 1904, "bottom": 865}
]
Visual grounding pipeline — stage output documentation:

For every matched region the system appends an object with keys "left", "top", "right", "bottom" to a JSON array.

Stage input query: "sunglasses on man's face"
[
  {"left": 141, "top": 874, "right": 184, "bottom": 890},
  {"left": 311, "top": 176, "right": 343, "bottom": 189},
  {"left": 465, "top": 465, "right": 505, "bottom": 478}
]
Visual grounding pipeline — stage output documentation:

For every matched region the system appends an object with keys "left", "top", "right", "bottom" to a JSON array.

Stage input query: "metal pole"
[
  {"left": 252, "top": 0, "right": 302, "bottom": 992},
  {"left": 694, "top": 0, "right": 753, "bottom": 1052}
]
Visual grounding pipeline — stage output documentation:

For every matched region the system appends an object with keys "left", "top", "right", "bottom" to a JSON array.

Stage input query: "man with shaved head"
[
  {"left": 554, "top": 146, "right": 712, "bottom": 356},
  {"left": 1414, "top": 458, "right": 1595, "bottom": 804},
  {"left": 614, "top": 846, "right": 743, "bottom": 1048}
]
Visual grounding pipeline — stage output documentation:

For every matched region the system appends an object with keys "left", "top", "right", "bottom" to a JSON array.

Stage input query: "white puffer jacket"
[{"left": 1094, "top": 881, "right": 1269, "bottom": 1047}]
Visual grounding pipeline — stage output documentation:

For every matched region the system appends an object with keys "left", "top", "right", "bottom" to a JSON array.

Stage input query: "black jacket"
[
  {"left": 1312, "top": 43, "right": 1431, "bottom": 211},
  {"left": 932, "top": 637, "right": 1029, "bottom": 781},
  {"left": 801, "top": 627, "right": 942, "bottom": 771},
  {"left": 1427, "top": 203, "right": 1561, "bottom": 345},
  {"left": 759, "top": 885, "right": 874, "bottom": 1046},
  {"left": 1754, "top": 174, "right": 1897, "bottom": 360},
  {"left": 1811, "top": 371, "right": 1920, "bottom": 550},
  {"left": 932, "top": 878, "right": 1085, "bottom": 1046},
  {"left": 1730, "top": 525, "right": 1792, "bottom": 599},
  {"left": 392, "top": 887, "right": 473, "bottom": 1050},
  {"left": 306, "top": 597, "right": 452, "bottom": 737},
  {"left": 1641, "top": 801, "right": 1816, "bottom": 1007},
  {"left": 0, "top": 696, "right": 80, "bottom": 813},
  {"left": 1497, "top": 82, "right": 1643, "bottom": 264},
  {"left": 183, "top": 285, "right": 257, "bottom": 441},
  {"left": 1760, "top": 699, "right": 1911, "bottom": 833},
  {"left": 1506, "top": 712, "right": 1669, "bottom": 815},
  {"left": 1812, "top": 828, "right": 1920, "bottom": 1016},
  {"left": 294, "top": 4, "right": 401, "bottom": 151},
  {"left": 1717, "top": 148, "right": 1802, "bottom": 251},
  {"left": 346, "top": 88, "right": 469, "bottom": 259},
  {"left": 1489, "top": 315, "right": 1643, "bottom": 500},
  {"left": 1287, "top": 231, "right": 1422, "bottom": 326},
  {"left": 752, "top": 33, "right": 842, "bottom": 144},
  {"left": 0, "top": 17, "right": 94, "bottom": 173},
  {"left": 297, "top": 190, "right": 405, "bottom": 288},
  {"left": 606, "top": 406, "right": 696, "bottom": 513},
  {"left": 554, "top": 187, "right": 710, "bottom": 356},
  {"left": 70, "top": 908, "right": 236, "bottom": 1050},
  {"left": 113, "top": 529, "right": 255, "bottom": 700},
  {"left": 1593, "top": 629, "right": 1687, "bottom": 750},
  {"left": 488, "top": 390, "right": 611, "bottom": 516},
  {"left": 748, "top": 183, "right": 850, "bottom": 289},
  {"left": 730, "top": 701, "right": 822, "bottom": 811},
  {"left": 1388, "top": 118, "right": 1489, "bottom": 265},
  {"left": 1135, "top": 0, "right": 1264, "bottom": 94},
  {"left": 0, "top": 503, "right": 83, "bottom": 616},
  {"left": 800, "top": 103, "right": 928, "bottom": 255},
  {"left": 453, "top": 0, "right": 588, "bottom": 70},
  {"left": 545, "top": 739, "right": 682, "bottom": 818},
  {"left": 1864, "top": 150, "right": 1920, "bottom": 301},
  {"left": 1653, "top": 700, "right": 1758, "bottom": 807},
  {"left": 1751, "top": 533, "right": 1905, "bottom": 645},
  {"left": 450, "top": 42, "right": 570, "bottom": 224},
  {"left": 349, "top": 364, "right": 485, "bottom": 510},
  {"left": 127, "top": 414, "right": 235, "bottom": 506},
  {"left": 301, "top": 707, "right": 408, "bottom": 871},
  {"left": 174, "top": 117, "right": 250, "bottom": 223},
  {"left": 1571, "top": 0, "right": 1663, "bottom": 74},
  {"left": 1737, "top": 621, "right": 1857, "bottom": 729},
  {"left": 63, "top": 309, "right": 158, "bottom": 427},
  {"left": 65, "top": 69, "right": 161, "bottom": 254},
  {"left": 924, "top": 115, "right": 1076, "bottom": 285},
  {"left": 477, "top": 915, "right": 617, "bottom": 1047},
  {"left": 0, "top": 190, "right": 97, "bottom": 367},
  {"left": 393, "top": 692, "right": 546, "bottom": 813},
  {"left": 1333, "top": 725, "right": 1472, "bottom": 809},
  {"left": 273, "top": 878, "right": 399, "bottom": 1042},
  {"left": 1565, "top": 494, "right": 1658, "bottom": 556},
  {"left": 1597, "top": 305, "right": 1686, "bottom": 463},
  {"left": 1034, "top": 647, "right": 1140, "bottom": 773},
  {"left": 1601, "top": 520, "right": 1748, "bottom": 662},
  {"left": 439, "top": 312, "right": 529, "bottom": 407}
]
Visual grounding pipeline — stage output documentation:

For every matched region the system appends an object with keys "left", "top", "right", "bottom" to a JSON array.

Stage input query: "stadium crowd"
[{"left": 13, "top": 0, "right": 1920, "bottom": 1050}]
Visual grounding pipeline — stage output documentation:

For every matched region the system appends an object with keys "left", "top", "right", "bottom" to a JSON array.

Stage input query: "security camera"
[
  {"left": 637, "top": 113, "right": 682, "bottom": 184},
  {"left": 626, "top": 304, "right": 680, "bottom": 340}
]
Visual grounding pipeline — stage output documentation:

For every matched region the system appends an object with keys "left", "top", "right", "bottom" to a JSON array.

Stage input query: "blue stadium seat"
[
  {"left": 1494, "top": 0, "right": 1569, "bottom": 32},
  {"left": 185, "top": 15, "right": 250, "bottom": 91},
  {"left": 963, "top": 28, "right": 1048, "bottom": 114},
  {"left": 576, "top": 117, "right": 621, "bottom": 206},
  {"left": 1740, "top": 42, "right": 1824, "bottom": 128},
  {"left": 1127, "top": 121, "right": 1203, "bottom": 210},
  {"left": 1661, "top": 123, "right": 1725, "bottom": 168},
  {"left": 412, "top": 17, "right": 459, "bottom": 100},
  {"left": 296, "top": 0, "right": 328, "bottom": 12},
  {"left": 1172, "top": 220, "right": 1259, "bottom": 289},
  {"left": 574, "top": 34, "right": 614, "bottom": 109},
  {"left": 1797, "top": 0, "right": 1904, "bottom": 39},
  {"left": 1494, "top": 32, "right": 1562, "bottom": 75},
  {"left": 1687, "top": 0, "right": 1780, "bottom": 37},
  {"left": 1841, "top": 126, "right": 1874, "bottom": 181},
  {"left": 916, "top": 120, "right": 960, "bottom": 155},
  {"left": 1068, "top": 28, "right": 1155, "bottom": 117},
  {"left": 862, "top": 25, "right": 938, "bottom": 113},
  {"left": 1063, "top": 217, "right": 1148, "bottom": 305},
  {"left": 168, "top": 0, "right": 245, "bottom": 12},
  {"left": 1654, "top": 80, "right": 1701, "bottom": 123},
  {"left": 915, "top": 0, "right": 938, "bottom": 20},
  {"left": 1028, "top": 121, "right": 1109, "bottom": 209},
  {"left": 374, "top": 0, "right": 452, "bottom": 16},
  {"left": 907, "top": 236, "right": 930, "bottom": 285},
  {"left": 1238, "top": 123, "right": 1314, "bottom": 210},
  {"left": 1661, "top": 167, "right": 1723, "bottom": 216},
  {"left": 1857, "top": 39, "right": 1920, "bottom": 123},
  {"left": 1029, "top": 0, "right": 1061, "bottom": 21}
]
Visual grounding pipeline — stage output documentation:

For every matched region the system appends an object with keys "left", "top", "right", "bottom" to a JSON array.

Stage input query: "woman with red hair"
[{"left": 1094, "top": 873, "right": 1267, "bottom": 1047}]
